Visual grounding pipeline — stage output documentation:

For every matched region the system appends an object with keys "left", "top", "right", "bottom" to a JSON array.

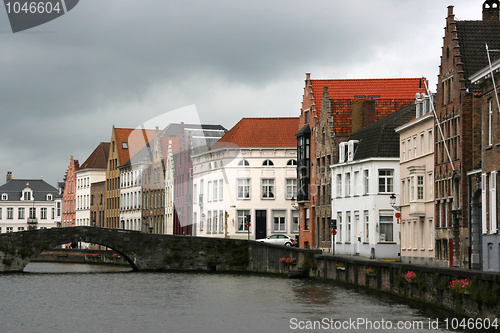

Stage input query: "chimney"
[
  {"left": 447, "top": 5, "right": 454, "bottom": 18},
  {"left": 483, "top": 0, "right": 500, "bottom": 21},
  {"left": 6, "top": 171, "right": 12, "bottom": 183}
]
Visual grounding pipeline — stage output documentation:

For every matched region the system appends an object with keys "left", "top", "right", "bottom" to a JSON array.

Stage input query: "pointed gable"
[{"left": 79, "top": 142, "right": 111, "bottom": 170}]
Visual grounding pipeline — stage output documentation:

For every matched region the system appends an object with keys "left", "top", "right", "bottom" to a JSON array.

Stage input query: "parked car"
[{"left": 257, "top": 234, "right": 298, "bottom": 246}]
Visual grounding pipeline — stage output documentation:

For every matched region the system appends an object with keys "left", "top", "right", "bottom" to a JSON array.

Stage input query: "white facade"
[
  {"left": 331, "top": 153, "right": 401, "bottom": 259},
  {"left": 75, "top": 169, "right": 106, "bottom": 228},
  {"left": 0, "top": 181, "right": 59, "bottom": 233},
  {"left": 396, "top": 103, "right": 435, "bottom": 265},
  {"left": 164, "top": 140, "right": 175, "bottom": 235},
  {"left": 119, "top": 164, "right": 143, "bottom": 231},
  {"left": 192, "top": 148, "right": 299, "bottom": 240}
]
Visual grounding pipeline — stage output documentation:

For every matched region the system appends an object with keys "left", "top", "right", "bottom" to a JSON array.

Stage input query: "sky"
[{"left": 0, "top": 0, "right": 485, "bottom": 187}]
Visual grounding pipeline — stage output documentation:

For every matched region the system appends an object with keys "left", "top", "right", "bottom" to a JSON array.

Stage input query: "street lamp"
[{"left": 389, "top": 193, "right": 401, "bottom": 212}]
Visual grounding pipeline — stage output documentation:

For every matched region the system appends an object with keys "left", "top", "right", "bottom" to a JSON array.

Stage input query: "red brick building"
[
  {"left": 296, "top": 74, "right": 427, "bottom": 249},
  {"left": 434, "top": 1, "right": 500, "bottom": 268},
  {"left": 62, "top": 155, "right": 79, "bottom": 228}
]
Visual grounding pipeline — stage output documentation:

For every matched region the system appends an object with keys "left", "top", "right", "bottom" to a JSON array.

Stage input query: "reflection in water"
[
  {"left": 0, "top": 263, "right": 457, "bottom": 333},
  {"left": 24, "top": 262, "right": 132, "bottom": 273}
]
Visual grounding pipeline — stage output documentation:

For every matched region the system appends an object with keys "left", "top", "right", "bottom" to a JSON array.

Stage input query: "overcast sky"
[{"left": 0, "top": 0, "right": 484, "bottom": 186}]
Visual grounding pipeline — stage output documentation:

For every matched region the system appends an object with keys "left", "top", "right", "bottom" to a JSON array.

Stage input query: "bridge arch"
[{"left": 0, "top": 226, "right": 251, "bottom": 273}]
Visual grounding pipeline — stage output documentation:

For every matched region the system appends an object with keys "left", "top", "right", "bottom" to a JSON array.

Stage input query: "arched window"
[
  {"left": 287, "top": 159, "right": 297, "bottom": 166},
  {"left": 46, "top": 194, "right": 53, "bottom": 201},
  {"left": 238, "top": 160, "right": 249, "bottom": 167},
  {"left": 1, "top": 193, "right": 7, "bottom": 200},
  {"left": 262, "top": 160, "right": 274, "bottom": 166}
]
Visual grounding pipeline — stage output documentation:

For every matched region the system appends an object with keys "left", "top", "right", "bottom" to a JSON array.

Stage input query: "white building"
[
  {"left": 0, "top": 173, "right": 59, "bottom": 233},
  {"left": 75, "top": 143, "right": 109, "bottom": 229},
  {"left": 192, "top": 118, "right": 299, "bottom": 240},
  {"left": 395, "top": 94, "right": 435, "bottom": 265},
  {"left": 331, "top": 105, "right": 415, "bottom": 259}
]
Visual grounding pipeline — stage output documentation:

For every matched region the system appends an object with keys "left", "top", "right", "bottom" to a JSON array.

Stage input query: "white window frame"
[
  {"left": 378, "top": 169, "right": 394, "bottom": 193},
  {"left": 237, "top": 179, "right": 251, "bottom": 200},
  {"left": 261, "top": 179, "right": 275, "bottom": 199},
  {"left": 273, "top": 210, "right": 286, "bottom": 232},
  {"left": 286, "top": 179, "right": 297, "bottom": 199}
]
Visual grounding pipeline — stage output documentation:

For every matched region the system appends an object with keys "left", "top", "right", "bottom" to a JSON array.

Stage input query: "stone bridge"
[{"left": 0, "top": 227, "right": 320, "bottom": 273}]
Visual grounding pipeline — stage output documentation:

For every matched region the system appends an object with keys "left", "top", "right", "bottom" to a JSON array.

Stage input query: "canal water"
[{"left": 0, "top": 263, "right": 461, "bottom": 333}]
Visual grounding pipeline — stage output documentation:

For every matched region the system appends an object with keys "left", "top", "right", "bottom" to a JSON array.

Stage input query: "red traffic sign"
[
  {"left": 331, "top": 230, "right": 337, "bottom": 236},
  {"left": 246, "top": 222, "right": 251, "bottom": 227},
  {"left": 395, "top": 212, "right": 401, "bottom": 219}
]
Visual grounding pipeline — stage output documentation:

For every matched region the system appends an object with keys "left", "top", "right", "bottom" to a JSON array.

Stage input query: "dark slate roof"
[
  {"left": 350, "top": 104, "right": 416, "bottom": 160},
  {"left": 456, "top": 20, "right": 500, "bottom": 86},
  {"left": 0, "top": 179, "right": 58, "bottom": 202}
]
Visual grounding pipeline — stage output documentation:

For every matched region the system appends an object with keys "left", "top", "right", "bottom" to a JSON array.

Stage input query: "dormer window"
[
  {"left": 1, "top": 193, "right": 7, "bottom": 200},
  {"left": 46, "top": 194, "right": 53, "bottom": 201},
  {"left": 122, "top": 142, "right": 128, "bottom": 149},
  {"left": 22, "top": 187, "right": 33, "bottom": 201}
]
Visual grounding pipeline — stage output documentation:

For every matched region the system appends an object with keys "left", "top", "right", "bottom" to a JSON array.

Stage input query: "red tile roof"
[
  {"left": 114, "top": 128, "right": 156, "bottom": 165},
  {"left": 309, "top": 78, "right": 426, "bottom": 115},
  {"left": 212, "top": 117, "right": 299, "bottom": 149}
]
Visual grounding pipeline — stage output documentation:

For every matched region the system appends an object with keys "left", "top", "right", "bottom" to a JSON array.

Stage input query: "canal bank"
[
  {"left": 31, "top": 249, "right": 128, "bottom": 266},
  {"left": 245, "top": 242, "right": 500, "bottom": 320}
]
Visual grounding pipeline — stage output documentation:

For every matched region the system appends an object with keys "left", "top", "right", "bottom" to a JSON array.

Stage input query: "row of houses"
[{"left": 0, "top": 1, "right": 498, "bottom": 271}]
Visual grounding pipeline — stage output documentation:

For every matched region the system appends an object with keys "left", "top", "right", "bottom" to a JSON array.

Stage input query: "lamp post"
[{"left": 389, "top": 193, "right": 401, "bottom": 212}]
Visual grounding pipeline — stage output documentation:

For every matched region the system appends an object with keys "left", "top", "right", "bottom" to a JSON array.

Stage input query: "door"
[{"left": 255, "top": 210, "right": 267, "bottom": 239}]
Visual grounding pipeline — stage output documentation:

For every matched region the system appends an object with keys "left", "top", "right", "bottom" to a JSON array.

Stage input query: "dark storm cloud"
[{"left": 0, "top": 0, "right": 481, "bottom": 184}]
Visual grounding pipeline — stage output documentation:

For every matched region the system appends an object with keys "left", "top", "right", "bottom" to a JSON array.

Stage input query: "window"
[
  {"left": 207, "top": 211, "right": 212, "bottom": 233},
  {"left": 363, "top": 170, "right": 369, "bottom": 194},
  {"left": 420, "top": 133, "right": 425, "bottom": 155},
  {"left": 337, "top": 212, "right": 342, "bottom": 242},
  {"left": 262, "top": 160, "right": 274, "bottom": 166},
  {"left": 378, "top": 170, "right": 394, "bottom": 193},
  {"left": 488, "top": 99, "right": 493, "bottom": 146},
  {"left": 41, "top": 208, "right": 47, "bottom": 220},
  {"left": 292, "top": 211, "right": 299, "bottom": 232},
  {"left": 213, "top": 182, "right": 218, "bottom": 202},
  {"left": 261, "top": 179, "right": 275, "bottom": 199},
  {"left": 286, "top": 179, "right": 297, "bottom": 199},
  {"left": 193, "top": 184, "right": 197, "bottom": 204},
  {"left": 219, "top": 211, "right": 224, "bottom": 233},
  {"left": 207, "top": 181, "right": 212, "bottom": 202},
  {"left": 219, "top": 180, "right": 224, "bottom": 201},
  {"left": 23, "top": 191, "right": 32, "bottom": 201},
  {"left": 304, "top": 208, "right": 310, "bottom": 231},
  {"left": 346, "top": 212, "right": 351, "bottom": 242},
  {"left": 379, "top": 214, "right": 394, "bottom": 242},
  {"left": 490, "top": 172, "right": 498, "bottom": 234},
  {"left": 0, "top": 207, "right": 2, "bottom": 219},
  {"left": 417, "top": 175, "right": 424, "bottom": 200},
  {"left": 364, "top": 210, "right": 369, "bottom": 242},
  {"left": 413, "top": 136, "right": 417, "bottom": 157},
  {"left": 287, "top": 159, "right": 297, "bottom": 166},
  {"left": 7, "top": 227, "right": 13, "bottom": 233},
  {"left": 237, "top": 179, "right": 251, "bottom": 199},
  {"left": 1, "top": 193, "right": 7, "bottom": 200},
  {"left": 238, "top": 160, "right": 249, "bottom": 167},
  {"left": 273, "top": 210, "right": 286, "bottom": 232},
  {"left": 52, "top": 207, "right": 55, "bottom": 219},
  {"left": 345, "top": 173, "right": 351, "bottom": 196},
  {"left": 18, "top": 207, "right": 25, "bottom": 219},
  {"left": 336, "top": 174, "right": 342, "bottom": 197},
  {"left": 213, "top": 210, "right": 218, "bottom": 233},
  {"left": 7, "top": 207, "right": 13, "bottom": 219},
  {"left": 18, "top": 227, "right": 24, "bottom": 232},
  {"left": 237, "top": 210, "right": 250, "bottom": 231},
  {"left": 428, "top": 129, "right": 433, "bottom": 153},
  {"left": 29, "top": 207, "right": 36, "bottom": 219}
]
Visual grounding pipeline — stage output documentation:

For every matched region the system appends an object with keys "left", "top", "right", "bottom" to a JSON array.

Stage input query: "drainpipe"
[{"left": 468, "top": 174, "right": 472, "bottom": 270}]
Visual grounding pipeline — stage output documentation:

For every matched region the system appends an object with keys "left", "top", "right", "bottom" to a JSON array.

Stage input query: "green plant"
[
  {"left": 365, "top": 268, "right": 376, "bottom": 276},
  {"left": 2, "top": 257, "right": 13, "bottom": 266},
  {"left": 449, "top": 278, "right": 470, "bottom": 294},
  {"left": 301, "top": 255, "right": 317, "bottom": 271}
]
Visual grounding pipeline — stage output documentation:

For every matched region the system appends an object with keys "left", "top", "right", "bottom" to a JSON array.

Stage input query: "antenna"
[
  {"left": 422, "top": 78, "right": 455, "bottom": 172},
  {"left": 485, "top": 43, "right": 500, "bottom": 115}
]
